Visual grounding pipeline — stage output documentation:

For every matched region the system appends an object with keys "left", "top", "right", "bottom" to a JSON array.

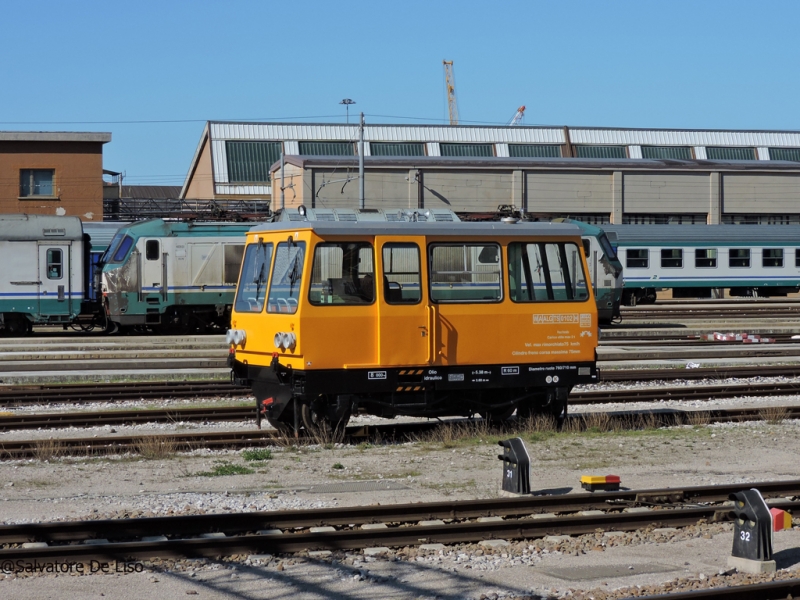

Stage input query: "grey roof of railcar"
[
  {"left": 603, "top": 224, "right": 800, "bottom": 245},
  {"left": 0, "top": 214, "right": 83, "bottom": 241},
  {"left": 248, "top": 220, "right": 584, "bottom": 238}
]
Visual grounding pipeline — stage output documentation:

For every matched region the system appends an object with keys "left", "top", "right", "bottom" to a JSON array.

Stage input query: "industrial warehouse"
[{"left": 180, "top": 122, "right": 800, "bottom": 225}]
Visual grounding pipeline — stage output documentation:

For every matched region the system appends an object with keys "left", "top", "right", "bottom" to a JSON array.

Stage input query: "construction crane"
[
  {"left": 443, "top": 60, "right": 459, "bottom": 126},
  {"left": 509, "top": 105, "right": 526, "bottom": 126}
]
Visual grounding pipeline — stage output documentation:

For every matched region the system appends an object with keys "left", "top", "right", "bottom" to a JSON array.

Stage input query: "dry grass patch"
[
  {"left": 761, "top": 406, "right": 790, "bottom": 424},
  {"left": 33, "top": 438, "right": 64, "bottom": 461},
  {"left": 687, "top": 411, "right": 711, "bottom": 427},
  {"left": 134, "top": 435, "right": 177, "bottom": 459}
]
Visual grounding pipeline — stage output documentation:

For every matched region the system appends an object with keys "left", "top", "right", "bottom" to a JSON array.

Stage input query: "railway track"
[
  {"left": 644, "top": 580, "right": 800, "bottom": 600},
  {"left": 1, "top": 405, "right": 798, "bottom": 458},
  {"left": 2, "top": 380, "right": 800, "bottom": 431},
  {"left": 620, "top": 305, "right": 800, "bottom": 320},
  {"left": 0, "top": 479, "right": 797, "bottom": 561}
]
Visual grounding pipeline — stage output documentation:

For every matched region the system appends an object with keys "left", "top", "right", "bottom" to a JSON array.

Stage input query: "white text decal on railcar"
[
  {"left": 368, "top": 371, "right": 387, "bottom": 380},
  {"left": 532, "top": 314, "right": 578, "bottom": 324}
]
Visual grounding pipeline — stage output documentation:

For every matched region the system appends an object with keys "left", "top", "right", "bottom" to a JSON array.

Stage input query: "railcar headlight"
[
  {"left": 281, "top": 332, "right": 296, "bottom": 350},
  {"left": 226, "top": 329, "right": 246, "bottom": 348},
  {"left": 273, "top": 331, "right": 297, "bottom": 350}
]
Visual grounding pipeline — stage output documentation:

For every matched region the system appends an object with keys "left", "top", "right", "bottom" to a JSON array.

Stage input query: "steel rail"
[
  {"left": 1, "top": 405, "right": 799, "bottom": 458},
  {"left": 570, "top": 381, "right": 800, "bottom": 405},
  {"left": 1, "top": 499, "right": 797, "bottom": 562},
  {"left": 1, "top": 479, "right": 798, "bottom": 546},
  {"left": 641, "top": 579, "right": 800, "bottom": 600}
]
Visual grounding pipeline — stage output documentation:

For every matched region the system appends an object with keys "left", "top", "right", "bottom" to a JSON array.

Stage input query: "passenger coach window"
[
  {"left": 729, "top": 249, "right": 751, "bottom": 268},
  {"left": 763, "top": 249, "right": 784, "bottom": 268},
  {"left": 145, "top": 240, "right": 160, "bottom": 260},
  {"left": 224, "top": 245, "right": 245, "bottom": 284},
  {"left": 626, "top": 249, "right": 648, "bottom": 268},
  {"left": 267, "top": 241, "right": 306, "bottom": 314},
  {"left": 234, "top": 241, "right": 273, "bottom": 313},
  {"left": 309, "top": 242, "right": 374, "bottom": 305},
  {"left": 46, "top": 249, "right": 63, "bottom": 279},
  {"left": 695, "top": 249, "right": 717, "bottom": 268},
  {"left": 382, "top": 243, "right": 421, "bottom": 304},
  {"left": 508, "top": 242, "right": 589, "bottom": 302},
  {"left": 661, "top": 249, "right": 683, "bottom": 268},
  {"left": 429, "top": 244, "right": 502, "bottom": 303},
  {"left": 796, "top": 249, "right": 800, "bottom": 268}
]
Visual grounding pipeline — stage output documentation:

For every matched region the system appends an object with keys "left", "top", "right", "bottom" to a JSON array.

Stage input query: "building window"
[
  {"left": 370, "top": 142, "right": 425, "bottom": 157},
  {"left": 661, "top": 249, "right": 683, "bottom": 268},
  {"left": 623, "top": 214, "right": 705, "bottom": 225},
  {"left": 641, "top": 146, "right": 693, "bottom": 160},
  {"left": 763, "top": 248, "right": 784, "bottom": 267},
  {"left": 298, "top": 141, "right": 354, "bottom": 156},
  {"left": 574, "top": 145, "right": 627, "bottom": 159},
  {"left": 46, "top": 249, "right": 63, "bottom": 279},
  {"left": 226, "top": 141, "right": 281, "bottom": 183},
  {"left": 20, "top": 169, "right": 55, "bottom": 197},
  {"left": 626, "top": 249, "right": 648, "bottom": 268},
  {"left": 729, "top": 249, "right": 751, "bottom": 268},
  {"left": 508, "top": 144, "right": 561, "bottom": 158},
  {"left": 706, "top": 147, "right": 756, "bottom": 160},
  {"left": 695, "top": 249, "right": 717, "bottom": 268},
  {"left": 768, "top": 148, "right": 800, "bottom": 162},
  {"left": 439, "top": 143, "right": 494, "bottom": 157}
]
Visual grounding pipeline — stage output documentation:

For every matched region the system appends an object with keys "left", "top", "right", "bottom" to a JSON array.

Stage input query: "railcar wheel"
[
  {"left": 5, "top": 315, "right": 29, "bottom": 337},
  {"left": 480, "top": 404, "right": 517, "bottom": 423},
  {"left": 301, "top": 395, "right": 351, "bottom": 439}
]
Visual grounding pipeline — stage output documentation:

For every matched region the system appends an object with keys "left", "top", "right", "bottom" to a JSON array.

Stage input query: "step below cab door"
[{"left": 376, "top": 237, "right": 430, "bottom": 366}]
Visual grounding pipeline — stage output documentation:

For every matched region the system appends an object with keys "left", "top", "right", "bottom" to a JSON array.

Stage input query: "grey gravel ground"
[{"left": 1, "top": 401, "right": 800, "bottom": 599}]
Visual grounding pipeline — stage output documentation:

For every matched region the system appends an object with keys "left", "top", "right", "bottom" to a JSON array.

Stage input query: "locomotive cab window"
[
  {"left": 145, "top": 240, "right": 160, "bottom": 261},
  {"left": 234, "top": 241, "right": 273, "bottom": 313},
  {"left": 695, "top": 249, "right": 717, "bottom": 268},
  {"left": 309, "top": 242, "right": 375, "bottom": 305},
  {"left": 46, "top": 249, "right": 63, "bottom": 280},
  {"left": 267, "top": 241, "right": 306, "bottom": 314},
  {"left": 626, "top": 249, "right": 648, "bottom": 268},
  {"left": 382, "top": 243, "right": 421, "bottom": 304},
  {"left": 429, "top": 243, "right": 502, "bottom": 303},
  {"left": 111, "top": 235, "right": 134, "bottom": 263},
  {"left": 729, "top": 249, "right": 751, "bottom": 268},
  {"left": 508, "top": 242, "right": 589, "bottom": 302},
  {"left": 661, "top": 249, "right": 683, "bottom": 268},
  {"left": 763, "top": 248, "right": 784, "bottom": 268}
]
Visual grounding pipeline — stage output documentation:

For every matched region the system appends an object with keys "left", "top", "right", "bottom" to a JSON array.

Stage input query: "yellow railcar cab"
[{"left": 227, "top": 219, "right": 598, "bottom": 432}]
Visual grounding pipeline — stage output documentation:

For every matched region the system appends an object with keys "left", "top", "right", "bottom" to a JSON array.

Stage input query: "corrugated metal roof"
[
  {"left": 0, "top": 131, "right": 111, "bottom": 143},
  {"left": 569, "top": 128, "right": 800, "bottom": 147},
  {"left": 209, "top": 122, "right": 565, "bottom": 144},
  {"left": 121, "top": 186, "right": 182, "bottom": 199}
]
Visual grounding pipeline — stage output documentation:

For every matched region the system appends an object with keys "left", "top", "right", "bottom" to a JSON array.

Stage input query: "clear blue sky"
[{"left": 2, "top": 0, "right": 798, "bottom": 186}]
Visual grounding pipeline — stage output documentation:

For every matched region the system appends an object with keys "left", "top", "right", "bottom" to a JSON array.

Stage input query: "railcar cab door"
[
  {"left": 38, "top": 243, "right": 72, "bottom": 315},
  {"left": 376, "top": 237, "right": 429, "bottom": 366},
  {"left": 141, "top": 239, "right": 166, "bottom": 301}
]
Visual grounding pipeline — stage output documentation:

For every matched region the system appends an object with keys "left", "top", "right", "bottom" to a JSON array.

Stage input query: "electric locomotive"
[{"left": 227, "top": 209, "right": 599, "bottom": 432}]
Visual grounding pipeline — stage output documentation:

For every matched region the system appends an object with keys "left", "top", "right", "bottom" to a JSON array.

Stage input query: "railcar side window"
[
  {"left": 382, "top": 243, "right": 421, "bottom": 304},
  {"left": 508, "top": 242, "right": 589, "bottom": 302},
  {"left": 763, "top": 248, "right": 784, "bottom": 268},
  {"left": 661, "top": 249, "right": 683, "bottom": 268},
  {"left": 695, "top": 249, "right": 717, "bottom": 268},
  {"left": 729, "top": 249, "right": 751, "bottom": 268},
  {"left": 626, "top": 249, "right": 648, "bottom": 268},
  {"left": 46, "top": 249, "right": 63, "bottom": 279},
  {"left": 309, "top": 242, "right": 375, "bottom": 305},
  {"left": 429, "top": 244, "right": 502, "bottom": 303},
  {"left": 796, "top": 249, "right": 800, "bottom": 268},
  {"left": 111, "top": 235, "right": 134, "bottom": 263},
  {"left": 145, "top": 240, "right": 160, "bottom": 261},
  {"left": 234, "top": 241, "right": 273, "bottom": 313},
  {"left": 267, "top": 241, "right": 306, "bottom": 314}
]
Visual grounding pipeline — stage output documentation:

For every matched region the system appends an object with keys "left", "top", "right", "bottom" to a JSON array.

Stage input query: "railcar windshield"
[
  {"left": 597, "top": 233, "right": 618, "bottom": 261},
  {"left": 110, "top": 235, "right": 134, "bottom": 264},
  {"left": 267, "top": 241, "right": 306, "bottom": 314},
  {"left": 309, "top": 242, "right": 374, "bottom": 305},
  {"left": 99, "top": 231, "right": 126, "bottom": 264},
  {"left": 508, "top": 242, "right": 590, "bottom": 302},
  {"left": 234, "top": 241, "right": 274, "bottom": 313}
]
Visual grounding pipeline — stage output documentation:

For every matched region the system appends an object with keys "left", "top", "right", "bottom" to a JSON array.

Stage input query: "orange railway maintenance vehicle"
[{"left": 226, "top": 211, "right": 598, "bottom": 432}]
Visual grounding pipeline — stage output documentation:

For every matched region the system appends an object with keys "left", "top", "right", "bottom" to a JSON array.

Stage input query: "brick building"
[{"left": 0, "top": 132, "right": 111, "bottom": 221}]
